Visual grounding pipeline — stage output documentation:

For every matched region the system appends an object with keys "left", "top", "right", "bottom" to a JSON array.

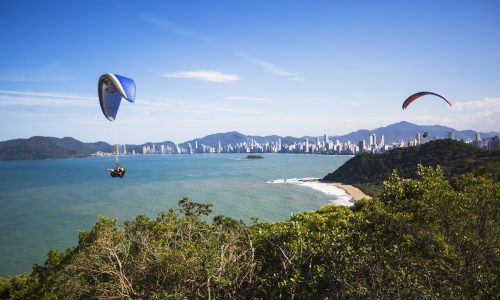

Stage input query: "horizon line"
[{"left": 1, "top": 120, "right": 496, "bottom": 145}]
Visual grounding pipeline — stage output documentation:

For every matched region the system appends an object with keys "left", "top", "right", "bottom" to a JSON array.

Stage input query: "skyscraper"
[
  {"left": 369, "top": 133, "right": 377, "bottom": 147},
  {"left": 488, "top": 136, "right": 500, "bottom": 150},
  {"left": 473, "top": 132, "right": 482, "bottom": 148},
  {"left": 358, "top": 140, "right": 366, "bottom": 152},
  {"left": 369, "top": 133, "right": 377, "bottom": 152}
]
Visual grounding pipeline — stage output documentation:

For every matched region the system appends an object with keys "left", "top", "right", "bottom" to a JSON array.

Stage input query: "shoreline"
[
  {"left": 267, "top": 178, "right": 371, "bottom": 207},
  {"left": 323, "top": 182, "right": 372, "bottom": 201}
]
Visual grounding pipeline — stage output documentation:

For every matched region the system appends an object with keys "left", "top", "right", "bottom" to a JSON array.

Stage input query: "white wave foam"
[{"left": 267, "top": 177, "right": 354, "bottom": 206}]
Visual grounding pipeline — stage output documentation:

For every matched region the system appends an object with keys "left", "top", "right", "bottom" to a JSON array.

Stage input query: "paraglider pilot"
[{"left": 108, "top": 164, "right": 126, "bottom": 178}]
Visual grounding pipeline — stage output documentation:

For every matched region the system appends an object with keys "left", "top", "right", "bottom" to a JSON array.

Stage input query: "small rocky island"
[{"left": 245, "top": 155, "right": 264, "bottom": 159}]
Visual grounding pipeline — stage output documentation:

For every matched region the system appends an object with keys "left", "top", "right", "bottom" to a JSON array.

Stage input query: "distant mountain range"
[
  {"left": 0, "top": 121, "right": 498, "bottom": 160},
  {"left": 180, "top": 121, "right": 500, "bottom": 148},
  {"left": 180, "top": 132, "right": 304, "bottom": 149},
  {"left": 329, "top": 121, "right": 499, "bottom": 145}
]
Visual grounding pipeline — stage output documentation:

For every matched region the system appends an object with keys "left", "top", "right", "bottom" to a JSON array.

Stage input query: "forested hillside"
[
  {"left": 323, "top": 139, "right": 500, "bottom": 193},
  {"left": 0, "top": 137, "right": 112, "bottom": 161},
  {"left": 1, "top": 166, "right": 498, "bottom": 299}
]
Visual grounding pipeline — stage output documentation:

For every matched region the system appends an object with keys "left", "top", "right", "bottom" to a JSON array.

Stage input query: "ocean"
[{"left": 0, "top": 153, "right": 350, "bottom": 276}]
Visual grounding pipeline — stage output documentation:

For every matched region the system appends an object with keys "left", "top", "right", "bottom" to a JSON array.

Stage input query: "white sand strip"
[{"left": 267, "top": 178, "right": 354, "bottom": 206}]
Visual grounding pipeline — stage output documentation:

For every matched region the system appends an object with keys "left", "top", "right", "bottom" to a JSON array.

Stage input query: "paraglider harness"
[{"left": 109, "top": 165, "right": 126, "bottom": 178}]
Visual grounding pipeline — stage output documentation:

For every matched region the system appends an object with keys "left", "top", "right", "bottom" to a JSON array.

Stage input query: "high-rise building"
[
  {"left": 448, "top": 131, "right": 455, "bottom": 140},
  {"left": 328, "top": 141, "right": 333, "bottom": 151},
  {"left": 369, "top": 133, "right": 377, "bottom": 147},
  {"left": 416, "top": 132, "right": 421, "bottom": 145},
  {"left": 488, "top": 136, "right": 500, "bottom": 150},
  {"left": 369, "top": 133, "right": 377, "bottom": 152},
  {"left": 380, "top": 134, "right": 385, "bottom": 147},
  {"left": 473, "top": 132, "right": 482, "bottom": 148},
  {"left": 358, "top": 140, "right": 366, "bottom": 152}
]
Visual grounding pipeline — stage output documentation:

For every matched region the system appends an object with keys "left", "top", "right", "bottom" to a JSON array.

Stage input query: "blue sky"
[{"left": 1, "top": 0, "right": 499, "bottom": 144}]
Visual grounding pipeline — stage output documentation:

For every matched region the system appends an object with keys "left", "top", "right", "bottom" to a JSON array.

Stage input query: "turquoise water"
[{"left": 0, "top": 154, "right": 350, "bottom": 276}]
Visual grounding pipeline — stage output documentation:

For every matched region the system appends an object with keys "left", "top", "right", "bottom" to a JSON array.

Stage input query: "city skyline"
[
  {"left": 2, "top": 119, "right": 498, "bottom": 146},
  {"left": 107, "top": 127, "right": 496, "bottom": 156},
  {"left": 1, "top": 0, "right": 499, "bottom": 144}
]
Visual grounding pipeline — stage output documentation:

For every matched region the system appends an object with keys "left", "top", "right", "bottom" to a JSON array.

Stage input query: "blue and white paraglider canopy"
[{"left": 98, "top": 73, "right": 136, "bottom": 121}]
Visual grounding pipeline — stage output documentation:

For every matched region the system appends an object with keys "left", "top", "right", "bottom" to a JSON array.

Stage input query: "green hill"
[
  {"left": 323, "top": 139, "right": 500, "bottom": 194},
  {"left": 0, "top": 136, "right": 113, "bottom": 161},
  {"left": 0, "top": 137, "right": 79, "bottom": 160}
]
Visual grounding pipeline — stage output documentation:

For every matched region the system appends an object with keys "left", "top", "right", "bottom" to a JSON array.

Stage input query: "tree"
[{"left": 1, "top": 169, "right": 498, "bottom": 299}]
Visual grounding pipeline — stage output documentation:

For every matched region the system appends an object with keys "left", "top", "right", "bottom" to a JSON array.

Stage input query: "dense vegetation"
[
  {"left": 0, "top": 136, "right": 113, "bottom": 161},
  {"left": 1, "top": 166, "right": 498, "bottom": 299},
  {"left": 0, "top": 137, "right": 78, "bottom": 160},
  {"left": 323, "top": 139, "right": 500, "bottom": 195}
]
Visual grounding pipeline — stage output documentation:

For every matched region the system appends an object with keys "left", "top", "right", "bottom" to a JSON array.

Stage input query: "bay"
[{"left": 0, "top": 153, "right": 350, "bottom": 276}]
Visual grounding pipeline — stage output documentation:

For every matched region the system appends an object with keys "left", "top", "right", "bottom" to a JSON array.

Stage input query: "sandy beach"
[
  {"left": 326, "top": 182, "right": 372, "bottom": 201},
  {"left": 267, "top": 178, "right": 371, "bottom": 206}
]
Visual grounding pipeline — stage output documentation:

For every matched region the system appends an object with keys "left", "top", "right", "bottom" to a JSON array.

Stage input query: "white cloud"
[
  {"left": 2, "top": 91, "right": 232, "bottom": 126},
  {"left": 162, "top": 70, "right": 240, "bottom": 83},
  {"left": 0, "top": 90, "right": 94, "bottom": 107},
  {"left": 0, "top": 90, "right": 94, "bottom": 100},
  {"left": 140, "top": 13, "right": 211, "bottom": 42},
  {"left": 238, "top": 53, "right": 304, "bottom": 81},
  {"left": 404, "top": 110, "right": 500, "bottom": 132},
  {"left": 454, "top": 97, "right": 500, "bottom": 111}
]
